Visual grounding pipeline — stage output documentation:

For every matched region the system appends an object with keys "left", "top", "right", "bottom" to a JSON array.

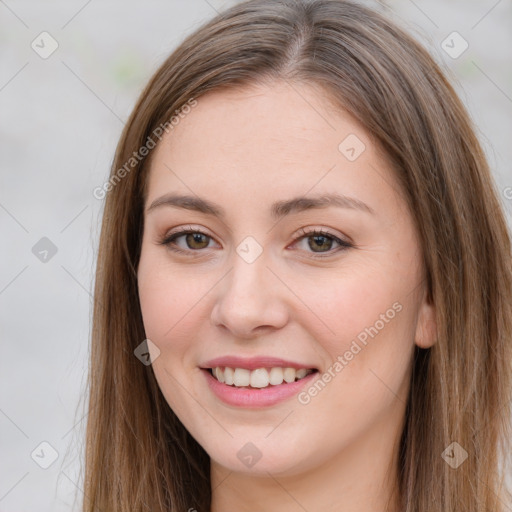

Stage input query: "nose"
[{"left": 210, "top": 250, "right": 289, "bottom": 339}]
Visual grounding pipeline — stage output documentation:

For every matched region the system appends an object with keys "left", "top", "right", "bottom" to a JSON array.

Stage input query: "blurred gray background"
[{"left": 1, "top": 0, "right": 511, "bottom": 510}]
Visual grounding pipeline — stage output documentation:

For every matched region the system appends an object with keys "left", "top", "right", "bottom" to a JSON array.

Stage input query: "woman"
[{"left": 83, "top": 1, "right": 512, "bottom": 511}]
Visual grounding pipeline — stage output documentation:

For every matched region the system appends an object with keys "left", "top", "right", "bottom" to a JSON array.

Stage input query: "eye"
[
  {"left": 158, "top": 225, "right": 217, "bottom": 255},
  {"left": 291, "top": 227, "right": 353, "bottom": 258},
  {"left": 158, "top": 225, "right": 353, "bottom": 258}
]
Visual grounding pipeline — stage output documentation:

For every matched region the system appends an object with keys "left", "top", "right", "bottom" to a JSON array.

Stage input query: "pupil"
[
  {"left": 188, "top": 233, "right": 207, "bottom": 248},
  {"left": 310, "top": 235, "right": 331, "bottom": 252}
]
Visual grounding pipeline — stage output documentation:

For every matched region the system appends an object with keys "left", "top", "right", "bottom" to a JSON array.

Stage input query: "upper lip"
[{"left": 200, "top": 356, "right": 318, "bottom": 371}]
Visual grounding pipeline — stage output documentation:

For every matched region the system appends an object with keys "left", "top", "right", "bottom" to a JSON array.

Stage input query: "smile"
[
  {"left": 201, "top": 367, "right": 319, "bottom": 408},
  {"left": 209, "top": 366, "right": 316, "bottom": 388}
]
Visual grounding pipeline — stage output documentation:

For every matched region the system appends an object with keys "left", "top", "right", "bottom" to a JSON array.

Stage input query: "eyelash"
[{"left": 157, "top": 225, "right": 353, "bottom": 259}]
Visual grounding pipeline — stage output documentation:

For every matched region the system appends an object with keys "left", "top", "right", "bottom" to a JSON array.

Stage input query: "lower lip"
[{"left": 201, "top": 369, "right": 318, "bottom": 408}]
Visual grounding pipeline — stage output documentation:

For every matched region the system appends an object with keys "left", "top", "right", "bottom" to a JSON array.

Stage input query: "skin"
[{"left": 137, "top": 80, "right": 437, "bottom": 512}]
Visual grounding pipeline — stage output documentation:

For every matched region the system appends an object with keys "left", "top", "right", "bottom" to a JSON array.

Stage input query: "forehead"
[
  {"left": 145, "top": 81, "right": 404, "bottom": 220},
  {"left": 162, "top": 81, "right": 355, "bottom": 166}
]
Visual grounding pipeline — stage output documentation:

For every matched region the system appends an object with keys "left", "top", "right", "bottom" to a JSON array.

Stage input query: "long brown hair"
[{"left": 81, "top": 1, "right": 512, "bottom": 510}]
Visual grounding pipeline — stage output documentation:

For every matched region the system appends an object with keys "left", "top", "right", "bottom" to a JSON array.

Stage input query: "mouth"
[
  {"left": 199, "top": 356, "right": 320, "bottom": 407},
  {"left": 205, "top": 366, "right": 318, "bottom": 389}
]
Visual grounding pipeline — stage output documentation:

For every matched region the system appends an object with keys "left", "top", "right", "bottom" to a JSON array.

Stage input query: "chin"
[{"left": 207, "top": 436, "right": 319, "bottom": 477}]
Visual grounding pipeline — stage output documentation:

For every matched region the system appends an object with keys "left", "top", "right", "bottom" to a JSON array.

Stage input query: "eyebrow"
[{"left": 146, "top": 192, "right": 376, "bottom": 219}]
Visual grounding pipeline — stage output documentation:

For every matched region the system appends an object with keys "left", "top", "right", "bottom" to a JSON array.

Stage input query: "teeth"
[
  {"left": 211, "top": 366, "right": 314, "bottom": 388},
  {"left": 224, "top": 367, "right": 234, "bottom": 385},
  {"left": 233, "top": 368, "right": 250, "bottom": 387},
  {"left": 269, "top": 367, "right": 283, "bottom": 385},
  {"left": 250, "top": 368, "right": 269, "bottom": 388},
  {"left": 296, "top": 368, "right": 308, "bottom": 379},
  {"left": 283, "top": 367, "right": 296, "bottom": 383},
  {"left": 214, "top": 367, "right": 225, "bottom": 383}
]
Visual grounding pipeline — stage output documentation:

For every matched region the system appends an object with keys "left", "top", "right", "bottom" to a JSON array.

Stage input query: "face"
[{"left": 137, "top": 81, "right": 436, "bottom": 478}]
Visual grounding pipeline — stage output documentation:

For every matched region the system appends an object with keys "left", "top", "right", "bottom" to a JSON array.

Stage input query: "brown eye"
[
  {"left": 292, "top": 228, "right": 353, "bottom": 258},
  {"left": 307, "top": 234, "right": 335, "bottom": 253},
  {"left": 159, "top": 229, "right": 215, "bottom": 253},
  {"left": 183, "top": 232, "right": 210, "bottom": 250}
]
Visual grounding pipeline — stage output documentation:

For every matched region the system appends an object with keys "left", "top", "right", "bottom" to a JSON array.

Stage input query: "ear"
[{"left": 414, "top": 286, "right": 437, "bottom": 349}]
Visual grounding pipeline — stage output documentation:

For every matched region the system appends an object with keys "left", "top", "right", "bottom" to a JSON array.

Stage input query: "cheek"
[
  {"left": 137, "top": 249, "right": 207, "bottom": 342},
  {"left": 294, "top": 264, "right": 408, "bottom": 353},
  {"left": 294, "top": 261, "right": 417, "bottom": 404},
  {"left": 138, "top": 278, "right": 178, "bottom": 341},
  {"left": 296, "top": 278, "right": 415, "bottom": 455},
  {"left": 137, "top": 262, "right": 209, "bottom": 423}
]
